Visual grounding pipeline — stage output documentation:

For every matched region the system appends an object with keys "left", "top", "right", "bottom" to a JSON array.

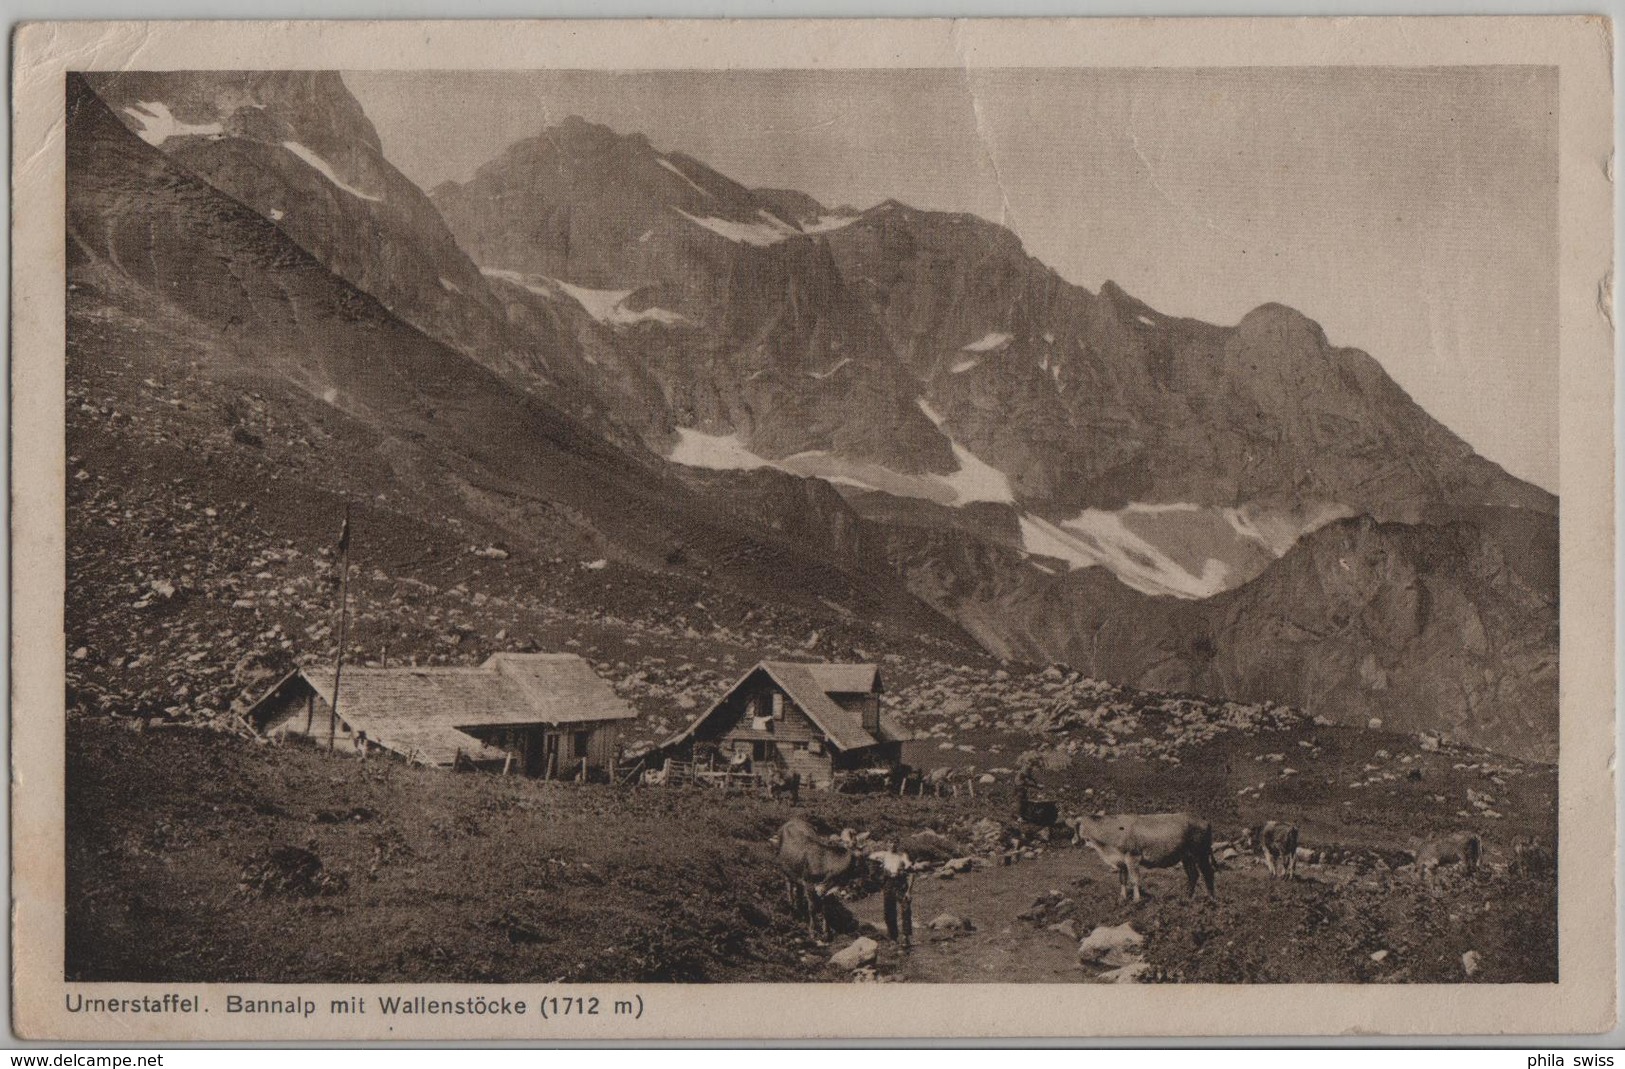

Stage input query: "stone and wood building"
[
  {"left": 244, "top": 652, "right": 637, "bottom": 778},
  {"left": 662, "top": 661, "right": 906, "bottom": 790}
]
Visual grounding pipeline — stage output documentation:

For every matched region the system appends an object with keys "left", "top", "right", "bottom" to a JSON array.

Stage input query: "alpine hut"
[
  {"left": 244, "top": 652, "right": 637, "bottom": 778},
  {"left": 662, "top": 661, "right": 906, "bottom": 790}
]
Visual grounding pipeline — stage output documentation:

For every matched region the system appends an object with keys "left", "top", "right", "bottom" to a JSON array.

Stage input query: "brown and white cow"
[
  {"left": 774, "top": 818, "right": 865, "bottom": 939},
  {"left": 1067, "top": 812, "right": 1216, "bottom": 902},
  {"left": 1260, "top": 821, "right": 1300, "bottom": 880},
  {"left": 1512, "top": 836, "right": 1555, "bottom": 880},
  {"left": 1414, "top": 833, "right": 1482, "bottom": 881}
]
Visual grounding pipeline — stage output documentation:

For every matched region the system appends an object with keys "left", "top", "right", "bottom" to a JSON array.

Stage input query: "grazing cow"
[
  {"left": 920, "top": 766, "right": 979, "bottom": 798},
  {"left": 1512, "top": 837, "right": 1555, "bottom": 880},
  {"left": 1260, "top": 821, "right": 1300, "bottom": 880},
  {"left": 765, "top": 767, "right": 800, "bottom": 804},
  {"left": 1414, "top": 833, "right": 1482, "bottom": 881},
  {"left": 774, "top": 818, "right": 865, "bottom": 940},
  {"left": 1016, "top": 786, "right": 1059, "bottom": 828},
  {"left": 867, "top": 847, "right": 916, "bottom": 947},
  {"left": 1067, "top": 812, "right": 1216, "bottom": 903}
]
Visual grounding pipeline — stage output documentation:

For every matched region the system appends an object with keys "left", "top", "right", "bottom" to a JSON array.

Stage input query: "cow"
[
  {"left": 1260, "top": 821, "right": 1300, "bottom": 880},
  {"left": 1067, "top": 812, "right": 1216, "bottom": 903},
  {"left": 1414, "top": 832, "right": 1482, "bottom": 882},
  {"left": 1512, "top": 837, "right": 1555, "bottom": 880},
  {"left": 921, "top": 766, "right": 978, "bottom": 798},
  {"left": 1016, "top": 786, "right": 1059, "bottom": 828},
  {"left": 774, "top": 818, "right": 866, "bottom": 940},
  {"left": 867, "top": 846, "right": 916, "bottom": 948},
  {"left": 765, "top": 767, "right": 800, "bottom": 804}
]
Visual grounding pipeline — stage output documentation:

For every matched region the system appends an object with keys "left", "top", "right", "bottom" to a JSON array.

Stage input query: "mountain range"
[{"left": 70, "top": 71, "right": 1559, "bottom": 759}]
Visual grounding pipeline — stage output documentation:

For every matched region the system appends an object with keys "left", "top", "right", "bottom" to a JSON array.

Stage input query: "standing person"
[{"left": 870, "top": 847, "right": 914, "bottom": 949}]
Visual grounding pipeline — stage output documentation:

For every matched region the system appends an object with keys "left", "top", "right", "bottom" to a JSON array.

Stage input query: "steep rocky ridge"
[
  {"left": 68, "top": 73, "right": 1561, "bottom": 761},
  {"left": 65, "top": 72, "right": 973, "bottom": 710}
]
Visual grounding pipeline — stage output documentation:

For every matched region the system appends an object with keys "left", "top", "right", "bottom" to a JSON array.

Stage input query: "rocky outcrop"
[
  {"left": 80, "top": 72, "right": 585, "bottom": 414},
  {"left": 885, "top": 509, "right": 1558, "bottom": 760}
]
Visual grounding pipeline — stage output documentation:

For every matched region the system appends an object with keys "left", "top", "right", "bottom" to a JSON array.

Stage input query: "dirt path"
[
  {"left": 848, "top": 850, "right": 1093, "bottom": 983},
  {"left": 847, "top": 846, "right": 1287, "bottom": 983}
]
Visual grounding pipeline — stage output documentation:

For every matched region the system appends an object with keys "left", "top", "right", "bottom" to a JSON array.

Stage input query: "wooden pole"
[{"left": 329, "top": 503, "right": 351, "bottom": 752}]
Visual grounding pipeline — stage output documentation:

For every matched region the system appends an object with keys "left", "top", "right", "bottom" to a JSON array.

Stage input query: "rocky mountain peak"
[{"left": 1234, "top": 301, "right": 1332, "bottom": 351}]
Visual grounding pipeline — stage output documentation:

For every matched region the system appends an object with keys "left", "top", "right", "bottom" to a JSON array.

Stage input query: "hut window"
[
  {"left": 771, "top": 692, "right": 784, "bottom": 719},
  {"left": 573, "top": 731, "right": 591, "bottom": 759}
]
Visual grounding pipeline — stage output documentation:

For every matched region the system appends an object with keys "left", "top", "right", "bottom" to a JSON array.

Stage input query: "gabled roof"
[
  {"left": 788, "top": 662, "right": 880, "bottom": 696},
  {"left": 474, "top": 653, "right": 640, "bottom": 726},
  {"left": 246, "top": 652, "right": 636, "bottom": 767},
  {"left": 294, "top": 667, "right": 513, "bottom": 767},
  {"left": 665, "top": 660, "right": 906, "bottom": 753}
]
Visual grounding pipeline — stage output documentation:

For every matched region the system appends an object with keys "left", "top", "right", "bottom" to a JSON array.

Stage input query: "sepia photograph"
[{"left": 11, "top": 17, "right": 1616, "bottom": 1041}]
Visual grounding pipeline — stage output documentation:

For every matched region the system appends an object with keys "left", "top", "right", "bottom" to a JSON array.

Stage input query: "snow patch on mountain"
[
  {"left": 756, "top": 209, "right": 799, "bottom": 233},
  {"left": 673, "top": 207, "right": 792, "bottom": 247},
  {"left": 951, "top": 358, "right": 980, "bottom": 374},
  {"left": 963, "top": 332, "right": 1014, "bottom": 353},
  {"left": 439, "top": 277, "right": 462, "bottom": 295},
  {"left": 801, "top": 214, "right": 860, "bottom": 234},
  {"left": 1135, "top": 314, "right": 1157, "bottom": 327},
  {"left": 915, "top": 400, "right": 1015, "bottom": 505},
  {"left": 1020, "top": 512, "right": 1232, "bottom": 599},
  {"left": 481, "top": 269, "right": 686, "bottom": 326},
  {"left": 1016, "top": 500, "right": 1354, "bottom": 599},
  {"left": 281, "top": 142, "right": 382, "bottom": 202},
  {"left": 555, "top": 281, "right": 633, "bottom": 320},
  {"left": 657, "top": 157, "right": 713, "bottom": 199},
  {"left": 808, "top": 357, "right": 851, "bottom": 380},
  {"left": 667, "top": 429, "right": 774, "bottom": 471},
  {"left": 555, "top": 280, "right": 688, "bottom": 326},
  {"left": 775, "top": 452, "right": 1000, "bottom": 508},
  {"left": 123, "top": 101, "right": 223, "bottom": 146},
  {"left": 480, "top": 267, "right": 551, "bottom": 296},
  {"left": 1224, "top": 501, "right": 1355, "bottom": 557},
  {"left": 666, "top": 409, "right": 1012, "bottom": 508}
]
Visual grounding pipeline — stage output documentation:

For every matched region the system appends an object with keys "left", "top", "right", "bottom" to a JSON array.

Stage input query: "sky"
[{"left": 346, "top": 67, "right": 1559, "bottom": 493}]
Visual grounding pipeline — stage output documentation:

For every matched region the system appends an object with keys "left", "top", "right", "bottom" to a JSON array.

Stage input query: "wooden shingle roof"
[
  {"left": 475, "top": 653, "right": 640, "bottom": 726},
  {"left": 299, "top": 666, "right": 512, "bottom": 766},
  {"left": 666, "top": 660, "right": 907, "bottom": 753},
  {"left": 795, "top": 662, "right": 881, "bottom": 696},
  {"left": 253, "top": 652, "right": 636, "bottom": 767}
]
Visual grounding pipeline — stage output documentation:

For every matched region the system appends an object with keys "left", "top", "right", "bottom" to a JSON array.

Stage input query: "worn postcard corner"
[{"left": 10, "top": 16, "right": 1616, "bottom": 1042}]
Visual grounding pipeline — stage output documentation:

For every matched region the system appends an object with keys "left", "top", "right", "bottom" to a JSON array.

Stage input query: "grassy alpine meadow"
[{"left": 67, "top": 708, "right": 1555, "bottom": 985}]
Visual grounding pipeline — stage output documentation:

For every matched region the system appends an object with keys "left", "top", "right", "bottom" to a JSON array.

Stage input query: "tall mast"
[{"left": 330, "top": 502, "right": 352, "bottom": 751}]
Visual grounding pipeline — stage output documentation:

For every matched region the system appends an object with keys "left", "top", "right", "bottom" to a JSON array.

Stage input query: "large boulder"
[
  {"left": 901, "top": 828, "right": 958, "bottom": 862},
  {"left": 1095, "top": 961, "right": 1153, "bottom": 984},
  {"left": 928, "top": 913, "right": 973, "bottom": 932},
  {"left": 1077, "top": 923, "right": 1144, "bottom": 968},
  {"left": 829, "top": 937, "right": 879, "bottom": 971}
]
